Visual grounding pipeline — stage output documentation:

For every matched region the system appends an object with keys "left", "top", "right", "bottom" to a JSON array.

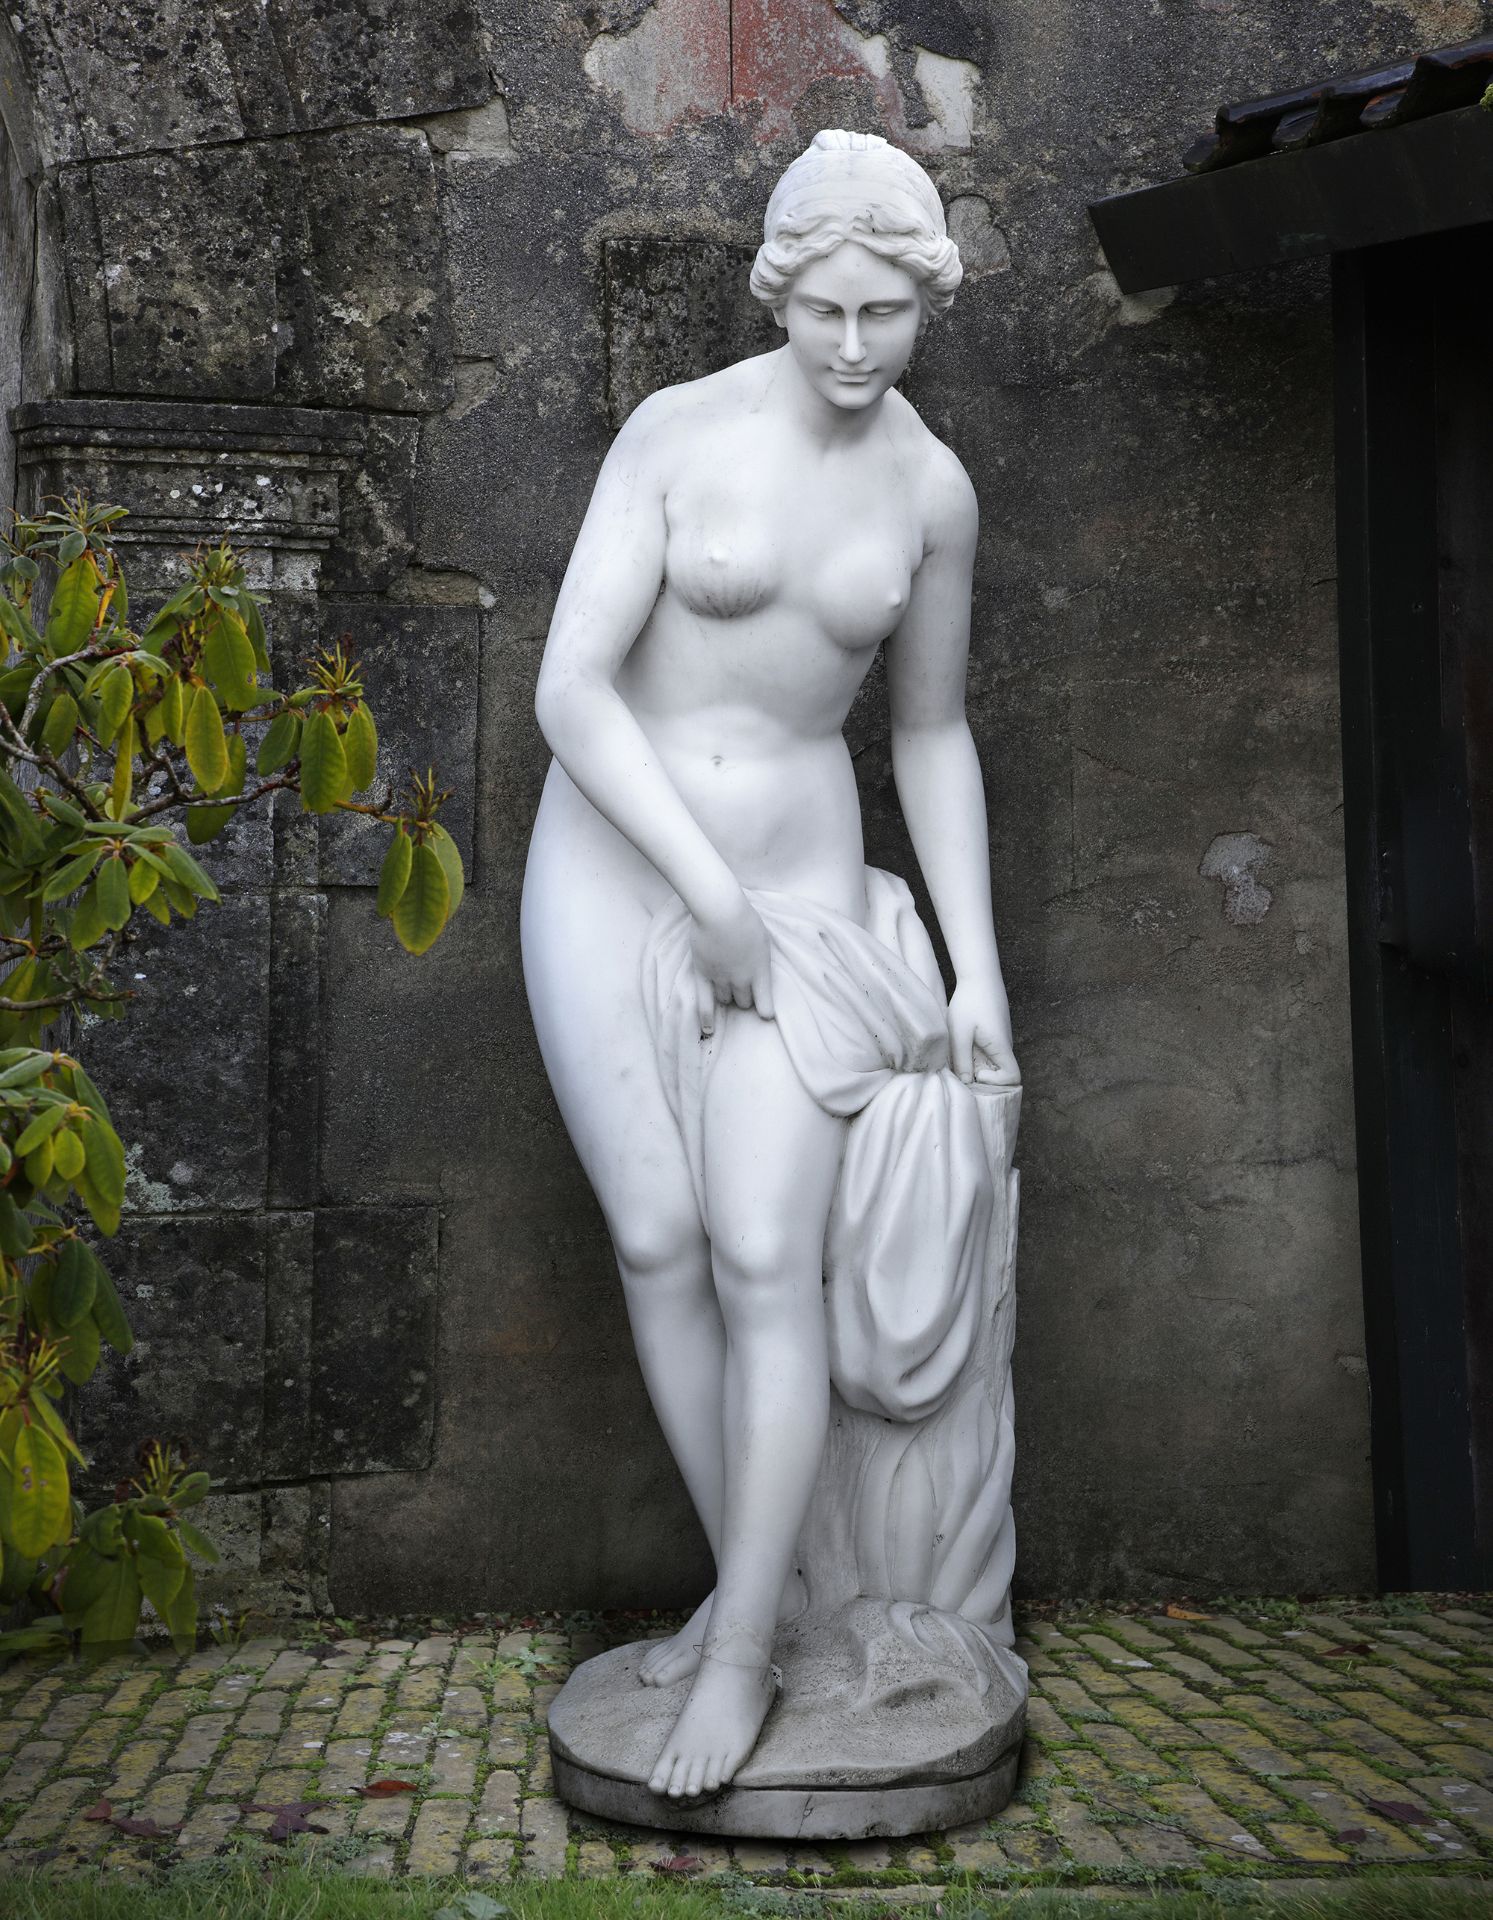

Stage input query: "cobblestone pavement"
[{"left": 1, "top": 1597, "right": 1492, "bottom": 1892}]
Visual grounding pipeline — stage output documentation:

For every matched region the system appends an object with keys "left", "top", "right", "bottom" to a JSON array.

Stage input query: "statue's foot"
[
  {"left": 638, "top": 1569, "right": 807, "bottom": 1689},
  {"left": 646, "top": 1650, "right": 779, "bottom": 1801}
]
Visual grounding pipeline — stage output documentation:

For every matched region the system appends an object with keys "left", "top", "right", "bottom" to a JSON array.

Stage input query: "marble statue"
[{"left": 522, "top": 130, "right": 1027, "bottom": 1838}]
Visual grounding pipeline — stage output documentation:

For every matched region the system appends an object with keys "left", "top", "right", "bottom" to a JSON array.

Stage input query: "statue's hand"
[
  {"left": 690, "top": 889, "right": 775, "bottom": 1036},
  {"left": 948, "top": 977, "right": 1020, "bottom": 1087}
]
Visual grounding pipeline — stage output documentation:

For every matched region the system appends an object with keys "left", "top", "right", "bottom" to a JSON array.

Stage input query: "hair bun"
[{"left": 810, "top": 129, "right": 891, "bottom": 153}]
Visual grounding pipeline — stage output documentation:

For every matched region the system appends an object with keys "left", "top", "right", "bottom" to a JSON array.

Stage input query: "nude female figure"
[{"left": 521, "top": 131, "right": 1019, "bottom": 1804}]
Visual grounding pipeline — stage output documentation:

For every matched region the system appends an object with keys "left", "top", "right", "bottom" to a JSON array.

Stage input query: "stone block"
[
  {"left": 293, "top": 126, "right": 453, "bottom": 412},
  {"left": 89, "top": 143, "right": 295, "bottom": 399},
  {"left": 602, "top": 237, "right": 778, "bottom": 428},
  {"left": 3, "top": 0, "right": 488, "bottom": 160},
  {"left": 326, "top": 1195, "right": 712, "bottom": 1613},
  {"left": 315, "top": 601, "right": 479, "bottom": 886},
  {"left": 253, "top": 0, "right": 489, "bottom": 137},
  {"left": 323, "top": 415, "right": 420, "bottom": 593},
  {"left": 308, "top": 1207, "right": 439, "bottom": 1474},
  {"left": 76, "top": 1214, "right": 268, "bottom": 1488},
  {"left": 83, "top": 890, "right": 271, "bottom": 1214},
  {"left": 60, "top": 129, "right": 449, "bottom": 409}
]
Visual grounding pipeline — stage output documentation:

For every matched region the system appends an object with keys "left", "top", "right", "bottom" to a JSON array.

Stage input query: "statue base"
[{"left": 547, "top": 1598, "right": 1027, "bottom": 1841}]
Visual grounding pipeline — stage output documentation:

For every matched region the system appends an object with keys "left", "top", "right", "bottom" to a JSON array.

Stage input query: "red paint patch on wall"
[{"left": 731, "top": 0, "right": 904, "bottom": 140}]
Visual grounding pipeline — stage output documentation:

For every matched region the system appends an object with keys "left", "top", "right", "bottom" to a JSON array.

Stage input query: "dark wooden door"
[{"left": 1334, "top": 227, "right": 1493, "bottom": 1588}]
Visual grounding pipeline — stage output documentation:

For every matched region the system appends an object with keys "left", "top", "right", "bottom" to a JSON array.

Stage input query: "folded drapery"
[{"left": 641, "top": 866, "right": 995, "bottom": 1425}]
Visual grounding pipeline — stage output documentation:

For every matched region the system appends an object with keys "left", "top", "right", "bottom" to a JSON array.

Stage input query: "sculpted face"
[{"left": 778, "top": 240, "right": 925, "bottom": 412}]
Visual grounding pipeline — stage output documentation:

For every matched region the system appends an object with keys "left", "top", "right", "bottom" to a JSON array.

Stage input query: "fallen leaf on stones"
[
  {"left": 1163, "top": 1603, "right": 1212, "bottom": 1621},
  {"left": 1323, "top": 1644, "right": 1373, "bottom": 1657},
  {"left": 109, "top": 1816, "right": 181, "bottom": 1839},
  {"left": 83, "top": 1798, "right": 113, "bottom": 1823},
  {"left": 268, "top": 1806, "right": 330, "bottom": 1843},
  {"left": 1366, "top": 1798, "right": 1433, "bottom": 1825},
  {"left": 350, "top": 1779, "right": 417, "bottom": 1796},
  {"left": 653, "top": 1856, "right": 704, "bottom": 1876},
  {"left": 1335, "top": 1828, "right": 1368, "bottom": 1843}
]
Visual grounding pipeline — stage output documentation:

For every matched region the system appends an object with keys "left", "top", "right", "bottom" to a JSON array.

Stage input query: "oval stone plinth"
[{"left": 548, "top": 1598, "right": 1027, "bottom": 1839}]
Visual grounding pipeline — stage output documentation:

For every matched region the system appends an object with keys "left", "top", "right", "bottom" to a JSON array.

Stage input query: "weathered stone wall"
[{"left": 5, "top": 0, "right": 1485, "bottom": 1612}]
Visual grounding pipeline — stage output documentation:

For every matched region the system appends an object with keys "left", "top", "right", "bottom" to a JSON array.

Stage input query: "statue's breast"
[
  {"left": 665, "top": 520, "right": 779, "bottom": 621},
  {"left": 806, "top": 539, "right": 916, "bottom": 653}
]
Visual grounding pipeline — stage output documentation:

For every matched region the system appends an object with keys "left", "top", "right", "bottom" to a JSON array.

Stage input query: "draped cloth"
[{"left": 640, "top": 866, "right": 995, "bottom": 1425}]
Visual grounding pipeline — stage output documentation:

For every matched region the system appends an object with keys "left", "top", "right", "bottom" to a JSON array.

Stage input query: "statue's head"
[{"left": 750, "top": 130, "right": 961, "bottom": 411}]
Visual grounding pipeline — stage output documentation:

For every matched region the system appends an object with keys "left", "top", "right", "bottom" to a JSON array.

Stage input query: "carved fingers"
[{"left": 690, "top": 893, "right": 776, "bottom": 1033}]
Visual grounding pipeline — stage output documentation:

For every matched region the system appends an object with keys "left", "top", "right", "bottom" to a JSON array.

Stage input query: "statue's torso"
[{"left": 608, "top": 354, "right": 939, "bottom": 917}]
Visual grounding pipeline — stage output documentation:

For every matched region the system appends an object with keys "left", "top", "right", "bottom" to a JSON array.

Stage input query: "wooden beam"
[{"left": 1092, "top": 104, "right": 1493, "bottom": 294}]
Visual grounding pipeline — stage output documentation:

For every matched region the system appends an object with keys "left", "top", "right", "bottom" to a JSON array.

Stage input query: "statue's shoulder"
[
  {"left": 610, "top": 360, "right": 766, "bottom": 479},
  {"left": 887, "top": 394, "right": 977, "bottom": 541}
]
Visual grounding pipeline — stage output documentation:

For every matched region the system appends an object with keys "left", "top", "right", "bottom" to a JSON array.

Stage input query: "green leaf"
[
  {"left": 57, "top": 1310, "right": 100, "bottom": 1385},
  {"left": 40, "top": 691, "right": 79, "bottom": 756},
  {"left": 22, "top": 1258, "right": 52, "bottom": 1331},
  {"left": 79, "top": 1503, "right": 124, "bottom": 1556},
  {"left": 376, "top": 827, "right": 413, "bottom": 918},
  {"left": 342, "top": 701, "right": 378, "bottom": 792},
  {"left": 184, "top": 684, "right": 229, "bottom": 792},
  {"left": 67, "top": 876, "right": 111, "bottom": 951},
  {"left": 243, "top": 594, "right": 269, "bottom": 672},
  {"left": 58, "top": 1540, "right": 111, "bottom": 1619},
  {"left": 0, "top": 1192, "right": 33, "bottom": 1258},
  {"left": 27, "top": 1384, "right": 85, "bottom": 1465},
  {"left": 81, "top": 1113, "right": 126, "bottom": 1212},
  {"left": 173, "top": 1471, "right": 210, "bottom": 1508},
  {"left": 44, "top": 556, "right": 99, "bottom": 656},
  {"left": 256, "top": 709, "right": 300, "bottom": 776},
  {"left": 41, "top": 844, "right": 102, "bottom": 902},
  {"left": 219, "top": 730, "right": 247, "bottom": 800},
  {"left": 138, "top": 1546, "right": 185, "bottom": 1618},
  {"left": 392, "top": 843, "right": 450, "bottom": 956},
  {"left": 39, "top": 792, "right": 87, "bottom": 831},
  {"left": 427, "top": 822, "right": 465, "bottom": 917},
  {"left": 64, "top": 1061, "right": 110, "bottom": 1124},
  {"left": 127, "top": 856, "right": 159, "bottom": 905},
  {"left": 132, "top": 1512, "right": 184, "bottom": 1567},
  {"left": 9, "top": 1424, "right": 70, "bottom": 1557},
  {"left": 187, "top": 803, "right": 233, "bottom": 845},
  {"left": 299, "top": 709, "right": 347, "bottom": 814},
  {"left": 52, "top": 1238, "right": 97, "bottom": 1326},
  {"left": 160, "top": 842, "right": 220, "bottom": 902},
  {"left": 79, "top": 1552, "right": 141, "bottom": 1646},
  {"left": 57, "top": 530, "right": 86, "bottom": 567},
  {"left": 97, "top": 665, "right": 133, "bottom": 745},
  {"left": 174, "top": 1517, "right": 219, "bottom": 1565},
  {"left": 201, "top": 608, "right": 258, "bottom": 711},
  {"left": 52, "top": 1125, "right": 85, "bottom": 1182},
  {"left": 164, "top": 1560, "right": 197, "bottom": 1652},
  {"left": 159, "top": 673, "right": 186, "bottom": 745},
  {"left": 74, "top": 1170, "right": 119, "bottom": 1239},
  {"left": 14, "top": 1100, "right": 70, "bottom": 1159},
  {"left": 108, "top": 712, "right": 134, "bottom": 819},
  {"left": 95, "top": 853, "right": 131, "bottom": 931},
  {"left": 0, "top": 770, "right": 46, "bottom": 866},
  {"left": 91, "top": 1260, "right": 132, "bottom": 1349}
]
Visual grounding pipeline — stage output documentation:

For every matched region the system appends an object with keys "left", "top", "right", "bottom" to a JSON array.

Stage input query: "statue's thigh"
[
  {"left": 522, "top": 871, "right": 701, "bottom": 1268},
  {"left": 701, "top": 1009, "right": 844, "bottom": 1266}
]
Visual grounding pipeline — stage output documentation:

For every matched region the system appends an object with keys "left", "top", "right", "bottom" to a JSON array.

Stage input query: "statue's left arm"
[{"left": 885, "top": 444, "right": 1019, "bottom": 1087}]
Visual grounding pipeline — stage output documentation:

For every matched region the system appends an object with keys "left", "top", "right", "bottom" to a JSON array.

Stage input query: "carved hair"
[{"left": 750, "top": 129, "right": 963, "bottom": 316}]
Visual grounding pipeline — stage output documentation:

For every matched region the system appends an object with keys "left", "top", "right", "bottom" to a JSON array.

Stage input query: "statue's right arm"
[{"left": 533, "top": 397, "right": 774, "bottom": 1026}]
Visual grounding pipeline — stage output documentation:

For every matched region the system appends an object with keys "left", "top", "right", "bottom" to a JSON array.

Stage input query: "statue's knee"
[{"left": 610, "top": 1209, "right": 706, "bottom": 1286}]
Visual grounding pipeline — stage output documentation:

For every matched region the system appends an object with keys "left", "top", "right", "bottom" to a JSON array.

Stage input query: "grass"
[{"left": 0, "top": 1867, "right": 1490, "bottom": 1920}]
